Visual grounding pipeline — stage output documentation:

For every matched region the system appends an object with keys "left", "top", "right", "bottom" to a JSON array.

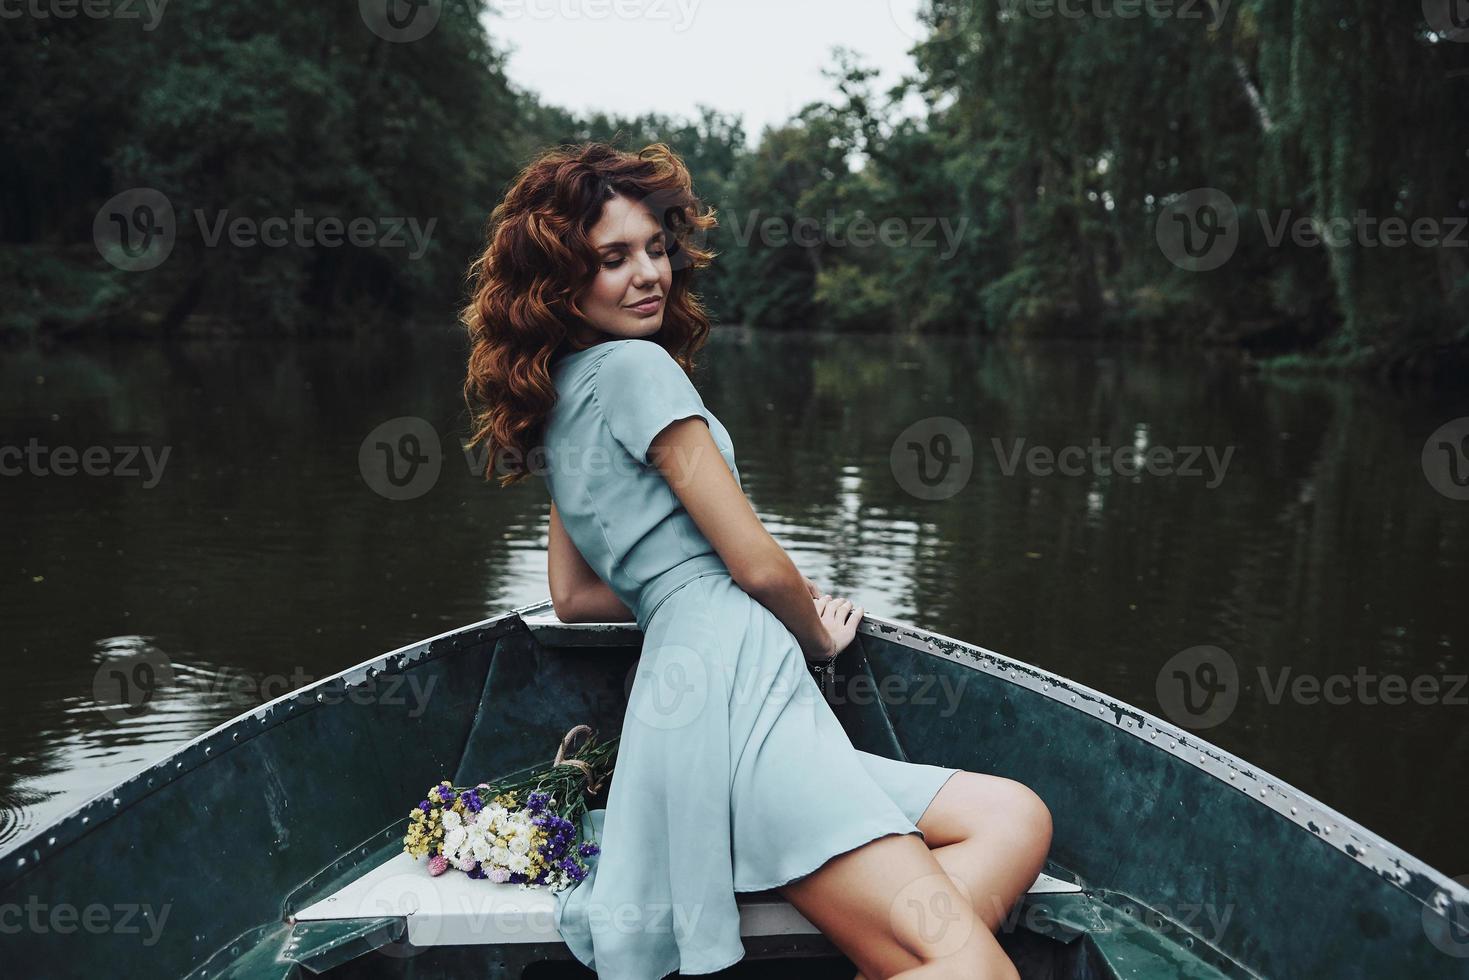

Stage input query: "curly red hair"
[{"left": 460, "top": 141, "right": 718, "bottom": 486}]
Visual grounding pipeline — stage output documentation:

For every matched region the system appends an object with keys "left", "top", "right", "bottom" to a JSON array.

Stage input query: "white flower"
[
  {"left": 442, "top": 809, "right": 462, "bottom": 831},
  {"left": 444, "top": 827, "right": 467, "bottom": 853},
  {"left": 491, "top": 846, "right": 512, "bottom": 866},
  {"left": 508, "top": 834, "right": 530, "bottom": 855},
  {"left": 509, "top": 853, "right": 530, "bottom": 874},
  {"left": 473, "top": 810, "right": 494, "bottom": 831}
]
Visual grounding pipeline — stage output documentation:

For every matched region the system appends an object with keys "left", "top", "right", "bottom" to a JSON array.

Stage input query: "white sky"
[{"left": 483, "top": 0, "right": 930, "bottom": 147}]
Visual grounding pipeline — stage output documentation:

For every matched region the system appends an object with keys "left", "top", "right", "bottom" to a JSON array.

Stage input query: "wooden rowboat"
[{"left": 3, "top": 600, "right": 1467, "bottom": 978}]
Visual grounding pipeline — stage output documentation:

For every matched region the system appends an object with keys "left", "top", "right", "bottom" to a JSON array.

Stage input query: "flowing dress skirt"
[{"left": 553, "top": 570, "right": 959, "bottom": 979}]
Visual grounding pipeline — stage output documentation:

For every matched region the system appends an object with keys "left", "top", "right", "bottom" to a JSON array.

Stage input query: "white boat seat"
[{"left": 293, "top": 851, "right": 1080, "bottom": 947}]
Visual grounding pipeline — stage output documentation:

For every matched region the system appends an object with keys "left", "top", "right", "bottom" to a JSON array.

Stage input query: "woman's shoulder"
[{"left": 592, "top": 338, "right": 693, "bottom": 390}]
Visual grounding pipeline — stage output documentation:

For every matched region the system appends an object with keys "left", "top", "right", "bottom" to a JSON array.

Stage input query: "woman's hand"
[
  {"left": 808, "top": 592, "right": 863, "bottom": 663},
  {"left": 799, "top": 573, "right": 822, "bottom": 600}
]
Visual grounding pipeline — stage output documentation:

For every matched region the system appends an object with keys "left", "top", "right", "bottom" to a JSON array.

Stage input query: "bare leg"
[
  {"left": 852, "top": 773, "right": 1053, "bottom": 979},
  {"left": 777, "top": 831, "right": 1020, "bottom": 980}
]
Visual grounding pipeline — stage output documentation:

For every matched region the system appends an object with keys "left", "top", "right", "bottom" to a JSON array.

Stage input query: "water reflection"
[{"left": 1, "top": 328, "right": 1466, "bottom": 874}]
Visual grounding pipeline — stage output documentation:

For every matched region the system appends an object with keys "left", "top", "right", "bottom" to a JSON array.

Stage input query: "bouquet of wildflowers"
[{"left": 402, "top": 725, "right": 616, "bottom": 891}]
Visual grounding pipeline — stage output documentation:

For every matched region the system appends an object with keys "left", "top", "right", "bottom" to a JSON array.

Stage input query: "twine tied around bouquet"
[{"left": 553, "top": 724, "right": 608, "bottom": 795}]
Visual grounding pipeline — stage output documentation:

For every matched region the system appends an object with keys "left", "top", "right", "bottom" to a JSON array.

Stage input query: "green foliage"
[{"left": 3, "top": 0, "right": 1464, "bottom": 372}]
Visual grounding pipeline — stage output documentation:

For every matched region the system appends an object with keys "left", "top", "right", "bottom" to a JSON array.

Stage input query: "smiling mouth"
[{"left": 626, "top": 296, "right": 663, "bottom": 311}]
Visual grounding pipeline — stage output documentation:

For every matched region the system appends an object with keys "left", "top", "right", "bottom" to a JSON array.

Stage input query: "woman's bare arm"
[
  {"left": 647, "top": 418, "right": 837, "bottom": 661},
  {"left": 548, "top": 501, "right": 635, "bottom": 623}
]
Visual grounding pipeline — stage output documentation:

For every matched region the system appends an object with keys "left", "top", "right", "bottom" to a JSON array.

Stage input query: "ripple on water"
[{"left": 0, "top": 789, "right": 47, "bottom": 848}]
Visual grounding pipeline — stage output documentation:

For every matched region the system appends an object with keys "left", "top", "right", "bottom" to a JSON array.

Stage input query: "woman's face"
[{"left": 575, "top": 193, "right": 672, "bottom": 342}]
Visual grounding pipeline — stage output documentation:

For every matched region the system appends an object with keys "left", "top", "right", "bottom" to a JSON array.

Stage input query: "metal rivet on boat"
[
  {"left": 1228, "top": 770, "right": 1236, "bottom": 780},
  {"left": 16, "top": 858, "right": 24, "bottom": 869},
  {"left": 176, "top": 762, "right": 183, "bottom": 770},
  {"left": 1290, "top": 806, "right": 1298, "bottom": 815},
  {"left": 1259, "top": 788, "right": 1266, "bottom": 797},
  {"left": 1324, "top": 826, "right": 1331, "bottom": 836},
  {"left": 81, "top": 816, "right": 89, "bottom": 825},
  {"left": 112, "top": 798, "right": 121, "bottom": 807},
  {"left": 1070, "top": 695, "right": 1077, "bottom": 703},
  {"left": 232, "top": 733, "right": 239, "bottom": 741},
  {"left": 47, "top": 837, "right": 55, "bottom": 846},
  {"left": 1199, "top": 754, "right": 1206, "bottom": 763},
  {"left": 316, "top": 693, "right": 324, "bottom": 703}
]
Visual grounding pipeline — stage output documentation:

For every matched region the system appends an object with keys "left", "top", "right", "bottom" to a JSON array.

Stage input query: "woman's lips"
[{"left": 627, "top": 297, "right": 662, "bottom": 314}]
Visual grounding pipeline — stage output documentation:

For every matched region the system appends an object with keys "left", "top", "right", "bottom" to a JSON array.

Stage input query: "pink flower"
[
  {"left": 488, "top": 866, "right": 510, "bottom": 883},
  {"left": 428, "top": 855, "right": 449, "bottom": 877}
]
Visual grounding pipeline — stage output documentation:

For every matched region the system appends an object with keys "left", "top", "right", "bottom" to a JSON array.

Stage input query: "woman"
[{"left": 461, "top": 141, "right": 1051, "bottom": 980}]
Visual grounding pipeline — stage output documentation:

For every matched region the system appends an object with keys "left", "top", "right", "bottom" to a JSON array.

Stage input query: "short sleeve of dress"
[{"left": 594, "top": 340, "right": 714, "bottom": 466}]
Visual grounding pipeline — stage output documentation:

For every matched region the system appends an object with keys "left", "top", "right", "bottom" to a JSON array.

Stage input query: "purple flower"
[
  {"left": 467, "top": 862, "right": 488, "bottom": 880},
  {"left": 462, "top": 789, "right": 483, "bottom": 813},
  {"left": 418, "top": 800, "right": 432, "bottom": 813},
  {"left": 578, "top": 842, "right": 600, "bottom": 857},
  {"left": 526, "top": 791, "right": 548, "bottom": 813},
  {"left": 436, "top": 785, "right": 458, "bottom": 804}
]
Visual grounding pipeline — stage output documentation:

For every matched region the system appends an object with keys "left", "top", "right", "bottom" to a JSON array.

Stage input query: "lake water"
[{"left": 2, "top": 326, "right": 1466, "bottom": 874}]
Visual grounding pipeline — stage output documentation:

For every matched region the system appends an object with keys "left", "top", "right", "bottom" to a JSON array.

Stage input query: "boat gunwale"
[
  {"left": 5, "top": 596, "right": 1464, "bottom": 927},
  {"left": 520, "top": 599, "right": 1469, "bottom": 920}
]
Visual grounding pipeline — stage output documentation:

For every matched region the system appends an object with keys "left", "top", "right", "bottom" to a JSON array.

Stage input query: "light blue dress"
[{"left": 542, "top": 337, "right": 959, "bottom": 979}]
